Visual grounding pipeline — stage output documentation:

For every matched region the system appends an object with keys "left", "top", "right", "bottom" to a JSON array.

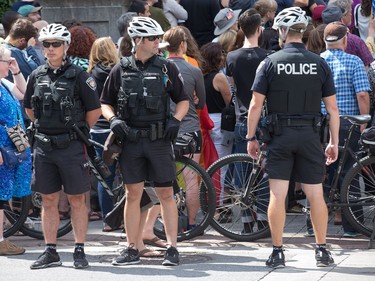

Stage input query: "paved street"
[{"left": 1, "top": 213, "right": 374, "bottom": 281}]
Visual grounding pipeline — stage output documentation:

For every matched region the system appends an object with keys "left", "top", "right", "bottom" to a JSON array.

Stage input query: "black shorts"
[
  {"left": 265, "top": 127, "right": 325, "bottom": 184},
  {"left": 119, "top": 138, "right": 176, "bottom": 185},
  {"left": 31, "top": 140, "right": 91, "bottom": 195}
]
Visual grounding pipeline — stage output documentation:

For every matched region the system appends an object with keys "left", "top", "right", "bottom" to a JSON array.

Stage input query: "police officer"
[
  {"left": 101, "top": 17, "right": 189, "bottom": 266},
  {"left": 23, "top": 24, "right": 102, "bottom": 269},
  {"left": 246, "top": 7, "right": 340, "bottom": 268}
]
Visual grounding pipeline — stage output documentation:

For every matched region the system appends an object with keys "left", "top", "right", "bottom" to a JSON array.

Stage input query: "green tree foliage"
[{"left": 0, "top": 0, "right": 16, "bottom": 19}]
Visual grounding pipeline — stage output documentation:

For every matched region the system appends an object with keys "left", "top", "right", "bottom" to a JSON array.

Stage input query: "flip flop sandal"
[{"left": 143, "top": 236, "right": 167, "bottom": 248}]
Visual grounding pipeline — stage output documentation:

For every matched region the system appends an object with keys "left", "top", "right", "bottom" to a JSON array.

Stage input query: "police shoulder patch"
[{"left": 86, "top": 77, "right": 97, "bottom": 91}]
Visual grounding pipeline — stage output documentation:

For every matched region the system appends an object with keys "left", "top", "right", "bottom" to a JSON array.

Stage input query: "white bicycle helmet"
[
  {"left": 39, "top": 23, "right": 71, "bottom": 44},
  {"left": 127, "top": 16, "right": 164, "bottom": 38},
  {"left": 272, "top": 7, "right": 308, "bottom": 29}
]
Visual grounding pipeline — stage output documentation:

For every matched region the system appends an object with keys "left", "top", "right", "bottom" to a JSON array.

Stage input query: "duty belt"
[{"left": 279, "top": 118, "right": 315, "bottom": 127}]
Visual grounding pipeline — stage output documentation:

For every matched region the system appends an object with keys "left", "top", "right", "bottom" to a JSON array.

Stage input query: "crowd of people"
[{"left": 0, "top": 0, "right": 374, "bottom": 270}]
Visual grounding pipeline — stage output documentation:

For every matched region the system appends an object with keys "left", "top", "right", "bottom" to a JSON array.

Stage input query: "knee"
[
  {"left": 41, "top": 194, "right": 59, "bottom": 209},
  {"left": 67, "top": 194, "right": 86, "bottom": 209},
  {"left": 156, "top": 188, "right": 174, "bottom": 202}
]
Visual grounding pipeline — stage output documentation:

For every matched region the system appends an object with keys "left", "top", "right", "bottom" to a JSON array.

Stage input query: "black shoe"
[
  {"left": 73, "top": 247, "right": 89, "bottom": 269},
  {"left": 112, "top": 246, "right": 140, "bottom": 266},
  {"left": 30, "top": 249, "right": 62, "bottom": 269},
  {"left": 315, "top": 248, "right": 334, "bottom": 267},
  {"left": 162, "top": 246, "right": 179, "bottom": 266},
  {"left": 266, "top": 251, "right": 285, "bottom": 268}
]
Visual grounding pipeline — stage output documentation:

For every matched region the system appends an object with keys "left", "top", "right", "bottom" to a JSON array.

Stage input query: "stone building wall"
[{"left": 39, "top": 0, "right": 132, "bottom": 41}]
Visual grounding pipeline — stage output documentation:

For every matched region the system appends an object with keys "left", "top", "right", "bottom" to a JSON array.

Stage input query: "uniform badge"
[{"left": 86, "top": 77, "right": 97, "bottom": 91}]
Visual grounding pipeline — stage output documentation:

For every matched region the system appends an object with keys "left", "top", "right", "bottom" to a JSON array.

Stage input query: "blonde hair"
[
  {"left": 88, "top": 37, "right": 120, "bottom": 73},
  {"left": 0, "top": 44, "right": 10, "bottom": 59},
  {"left": 218, "top": 29, "right": 237, "bottom": 53}
]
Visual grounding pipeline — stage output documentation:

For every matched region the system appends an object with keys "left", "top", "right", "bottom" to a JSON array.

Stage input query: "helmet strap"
[
  {"left": 131, "top": 37, "right": 143, "bottom": 53},
  {"left": 278, "top": 27, "right": 289, "bottom": 43}
]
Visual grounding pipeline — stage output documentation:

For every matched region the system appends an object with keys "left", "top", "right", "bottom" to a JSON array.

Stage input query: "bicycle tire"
[
  {"left": 340, "top": 155, "right": 375, "bottom": 237},
  {"left": 206, "top": 153, "right": 271, "bottom": 241},
  {"left": 153, "top": 155, "right": 216, "bottom": 241},
  {"left": 3, "top": 195, "right": 31, "bottom": 238},
  {"left": 19, "top": 192, "right": 73, "bottom": 240}
]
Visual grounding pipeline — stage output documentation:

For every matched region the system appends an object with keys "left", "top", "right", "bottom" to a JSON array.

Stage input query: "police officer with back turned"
[
  {"left": 23, "top": 24, "right": 102, "bottom": 270},
  {"left": 246, "top": 7, "right": 340, "bottom": 268},
  {"left": 101, "top": 17, "right": 189, "bottom": 266}
]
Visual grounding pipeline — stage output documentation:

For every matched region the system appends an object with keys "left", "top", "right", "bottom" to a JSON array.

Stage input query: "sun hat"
[{"left": 214, "top": 8, "right": 241, "bottom": 36}]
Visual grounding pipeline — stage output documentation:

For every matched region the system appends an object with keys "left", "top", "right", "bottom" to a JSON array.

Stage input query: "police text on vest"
[{"left": 277, "top": 63, "right": 317, "bottom": 75}]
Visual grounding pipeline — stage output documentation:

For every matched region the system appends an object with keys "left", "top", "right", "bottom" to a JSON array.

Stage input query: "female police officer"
[
  {"left": 246, "top": 7, "right": 340, "bottom": 268},
  {"left": 23, "top": 24, "right": 102, "bottom": 269}
]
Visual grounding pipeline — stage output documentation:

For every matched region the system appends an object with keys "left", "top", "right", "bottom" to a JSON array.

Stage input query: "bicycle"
[
  {"left": 3, "top": 196, "right": 31, "bottom": 238},
  {"left": 19, "top": 139, "right": 216, "bottom": 242},
  {"left": 207, "top": 115, "right": 375, "bottom": 243}
]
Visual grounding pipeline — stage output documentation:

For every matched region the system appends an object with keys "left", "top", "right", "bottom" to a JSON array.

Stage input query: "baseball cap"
[
  {"left": 18, "top": 5, "right": 42, "bottom": 17},
  {"left": 321, "top": 5, "right": 343, "bottom": 24},
  {"left": 324, "top": 21, "right": 348, "bottom": 42},
  {"left": 214, "top": 8, "right": 241, "bottom": 36}
]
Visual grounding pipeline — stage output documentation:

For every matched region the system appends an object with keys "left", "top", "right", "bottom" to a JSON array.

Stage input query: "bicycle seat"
[{"left": 340, "top": 115, "right": 371, "bottom": 125}]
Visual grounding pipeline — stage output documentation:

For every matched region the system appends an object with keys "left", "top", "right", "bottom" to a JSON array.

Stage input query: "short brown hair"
[{"left": 9, "top": 18, "right": 37, "bottom": 41}]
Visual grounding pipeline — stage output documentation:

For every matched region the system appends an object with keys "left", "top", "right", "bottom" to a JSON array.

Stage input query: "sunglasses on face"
[
  {"left": 145, "top": 36, "right": 161, "bottom": 42},
  {"left": 0, "top": 59, "right": 12, "bottom": 65},
  {"left": 42, "top": 41, "right": 64, "bottom": 48}
]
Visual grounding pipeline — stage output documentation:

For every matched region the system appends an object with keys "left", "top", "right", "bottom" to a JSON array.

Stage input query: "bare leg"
[
  {"left": 0, "top": 209, "right": 3, "bottom": 240},
  {"left": 268, "top": 179, "right": 289, "bottom": 246},
  {"left": 155, "top": 187, "right": 177, "bottom": 247},
  {"left": 67, "top": 193, "right": 88, "bottom": 243},
  {"left": 124, "top": 182, "right": 144, "bottom": 248},
  {"left": 185, "top": 153, "right": 201, "bottom": 225},
  {"left": 303, "top": 183, "right": 328, "bottom": 244},
  {"left": 142, "top": 205, "right": 161, "bottom": 240},
  {"left": 41, "top": 192, "right": 60, "bottom": 244}
]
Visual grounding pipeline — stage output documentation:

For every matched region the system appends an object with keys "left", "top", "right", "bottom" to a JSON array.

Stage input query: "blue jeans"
[{"left": 90, "top": 131, "right": 117, "bottom": 218}]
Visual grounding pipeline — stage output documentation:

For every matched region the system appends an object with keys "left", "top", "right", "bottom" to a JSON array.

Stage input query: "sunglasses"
[
  {"left": 42, "top": 41, "right": 64, "bottom": 48},
  {"left": 0, "top": 59, "right": 12, "bottom": 65},
  {"left": 145, "top": 36, "right": 161, "bottom": 42}
]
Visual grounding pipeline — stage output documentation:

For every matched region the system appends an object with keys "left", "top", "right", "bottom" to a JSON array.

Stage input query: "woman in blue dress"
[{"left": 0, "top": 44, "right": 32, "bottom": 255}]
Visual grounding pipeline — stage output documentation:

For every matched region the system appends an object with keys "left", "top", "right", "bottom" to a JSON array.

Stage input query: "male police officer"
[
  {"left": 246, "top": 7, "right": 340, "bottom": 268},
  {"left": 23, "top": 24, "right": 102, "bottom": 269},
  {"left": 101, "top": 17, "right": 189, "bottom": 266}
]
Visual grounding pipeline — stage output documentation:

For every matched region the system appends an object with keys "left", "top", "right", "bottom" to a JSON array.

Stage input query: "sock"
[
  {"left": 316, "top": 244, "right": 327, "bottom": 251},
  {"left": 46, "top": 244, "right": 57, "bottom": 252},
  {"left": 75, "top": 243, "right": 84, "bottom": 251},
  {"left": 272, "top": 245, "right": 283, "bottom": 255}
]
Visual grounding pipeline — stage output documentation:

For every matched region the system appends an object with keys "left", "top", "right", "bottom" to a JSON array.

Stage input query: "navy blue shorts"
[
  {"left": 265, "top": 127, "right": 325, "bottom": 184},
  {"left": 32, "top": 140, "right": 91, "bottom": 195},
  {"left": 119, "top": 138, "right": 176, "bottom": 185}
]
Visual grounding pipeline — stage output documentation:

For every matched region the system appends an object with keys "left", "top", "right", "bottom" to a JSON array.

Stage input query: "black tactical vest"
[
  {"left": 266, "top": 49, "right": 323, "bottom": 115},
  {"left": 117, "top": 55, "right": 168, "bottom": 128},
  {"left": 31, "top": 64, "right": 86, "bottom": 134}
]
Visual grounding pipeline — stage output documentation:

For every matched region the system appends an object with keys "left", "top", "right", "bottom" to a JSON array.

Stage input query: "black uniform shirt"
[
  {"left": 24, "top": 62, "right": 101, "bottom": 111},
  {"left": 101, "top": 55, "right": 188, "bottom": 108},
  {"left": 251, "top": 43, "right": 336, "bottom": 99}
]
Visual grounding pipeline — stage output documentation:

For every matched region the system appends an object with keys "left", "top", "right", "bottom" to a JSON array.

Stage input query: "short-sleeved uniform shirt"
[
  {"left": 24, "top": 62, "right": 101, "bottom": 195},
  {"left": 101, "top": 55, "right": 189, "bottom": 185},
  {"left": 251, "top": 43, "right": 336, "bottom": 184}
]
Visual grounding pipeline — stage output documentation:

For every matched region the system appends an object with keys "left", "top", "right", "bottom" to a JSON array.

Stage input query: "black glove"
[
  {"left": 163, "top": 116, "right": 181, "bottom": 141},
  {"left": 110, "top": 117, "right": 130, "bottom": 140}
]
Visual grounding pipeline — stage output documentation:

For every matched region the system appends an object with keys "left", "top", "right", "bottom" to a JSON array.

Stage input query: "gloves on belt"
[
  {"left": 163, "top": 116, "right": 181, "bottom": 141},
  {"left": 110, "top": 117, "right": 130, "bottom": 140}
]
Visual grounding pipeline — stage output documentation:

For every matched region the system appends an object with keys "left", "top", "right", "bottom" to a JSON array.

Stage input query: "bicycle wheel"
[
  {"left": 341, "top": 155, "right": 375, "bottom": 237},
  {"left": 3, "top": 195, "right": 31, "bottom": 238},
  {"left": 153, "top": 155, "right": 216, "bottom": 241},
  {"left": 20, "top": 192, "right": 73, "bottom": 239},
  {"left": 207, "top": 153, "right": 271, "bottom": 241}
]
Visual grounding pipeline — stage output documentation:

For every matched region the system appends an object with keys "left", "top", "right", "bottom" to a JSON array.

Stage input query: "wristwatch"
[{"left": 246, "top": 135, "right": 257, "bottom": 142}]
